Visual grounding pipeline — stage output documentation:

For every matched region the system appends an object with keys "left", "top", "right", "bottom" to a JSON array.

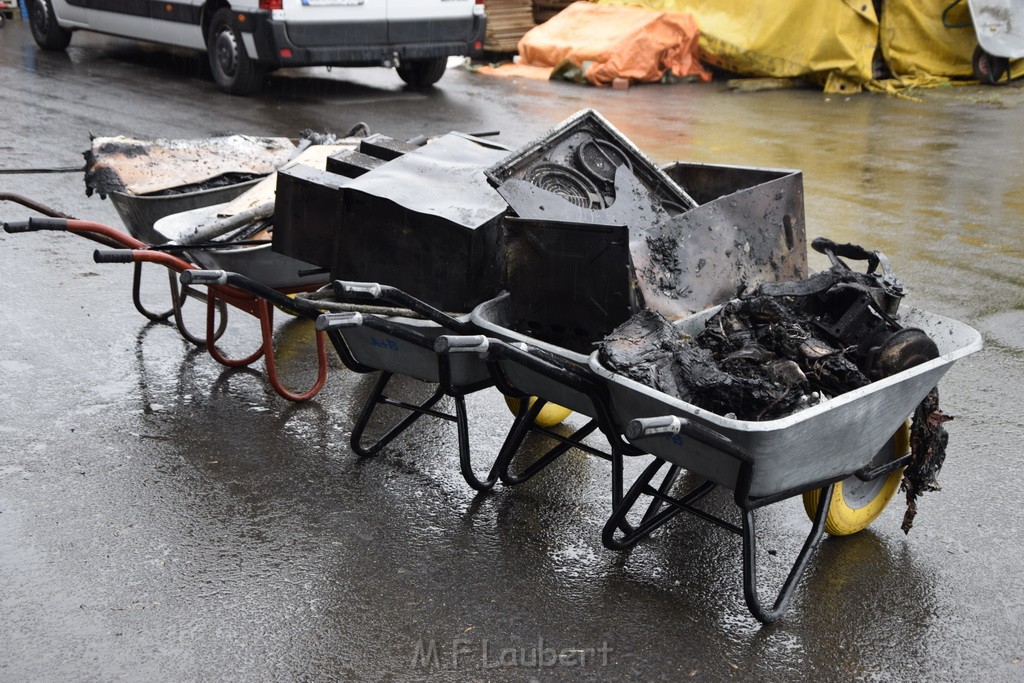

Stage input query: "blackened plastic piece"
[
  {"left": 504, "top": 216, "right": 633, "bottom": 354},
  {"left": 334, "top": 133, "right": 511, "bottom": 312},
  {"left": 271, "top": 164, "right": 349, "bottom": 270},
  {"left": 326, "top": 150, "right": 386, "bottom": 178},
  {"left": 357, "top": 134, "right": 419, "bottom": 161}
]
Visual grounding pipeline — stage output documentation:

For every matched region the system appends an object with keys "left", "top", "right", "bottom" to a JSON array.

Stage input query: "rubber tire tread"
[
  {"left": 29, "top": 0, "right": 71, "bottom": 51},
  {"left": 207, "top": 8, "right": 266, "bottom": 96},
  {"left": 396, "top": 57, "right": 447, "bottom": 87}
]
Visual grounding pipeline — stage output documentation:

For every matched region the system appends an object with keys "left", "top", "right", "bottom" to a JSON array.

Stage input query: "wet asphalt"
[{"left": 2, "top": 20, "right": 1024, "bottom": 682}]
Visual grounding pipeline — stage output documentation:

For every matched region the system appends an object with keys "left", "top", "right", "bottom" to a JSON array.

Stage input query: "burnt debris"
[
  {"left": 83, "top": 134, "right": 295, "bottom": 198},
  {"left": 902, "top": 387, "right": 952, "bottom": 534},
  {"left": 598, "top": 239, "right": 940, "bottom": 421}
]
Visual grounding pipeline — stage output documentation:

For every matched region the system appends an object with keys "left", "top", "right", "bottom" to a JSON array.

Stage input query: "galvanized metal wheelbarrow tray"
[
  {"left": 967, "top": 0, "right": 1024, "bottom": 60},
  {"left": 441, "top": 293, "right": 668, "bottom": 543},
  {"left": 591, "top": 306, "right": 982, "bottom": 500},
  {"left": 584, "top": 304, "right": 982, "bottom": 623}
]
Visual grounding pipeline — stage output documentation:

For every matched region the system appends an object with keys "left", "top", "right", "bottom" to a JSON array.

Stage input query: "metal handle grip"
[
  {"left": 180, "top": 269, "right": 228, "bottom": 286},
  {"left": 335, "top": 281, "right": 382, "bottom": 298},
  {"left": 627, "top": 414, "right": 752, "bottom": 464},
  {"left": 626, "top": 416, "right": 683, "bottom": 440},
  {"left": 3, "top": 221, "right": 31, "bottom": 233},
  {"left": 30, "top": 217, "right": 68, "bottom": 231},
  {"left": 92, "top": 249, "right": 135, "bottom": 264},
  {"left": 434, "top": 335, "right": 489, "bottom": 354},
  {"left": 4, "top": 217, "right": 68, "bottom": 233},
  {"left": 316, "top": 312, "right": 363, "bottom": 331}
]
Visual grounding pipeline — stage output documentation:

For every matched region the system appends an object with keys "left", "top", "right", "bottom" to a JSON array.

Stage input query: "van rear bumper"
[{"left": 244, "top": 14, "right": 486, "bottom": 67}]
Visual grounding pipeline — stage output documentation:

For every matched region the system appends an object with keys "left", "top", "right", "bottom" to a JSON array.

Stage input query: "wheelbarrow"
[
  {"left": 183, "top": 271, "right": 503, "bottom": 491},
  {"left": 3, "top": 201, "right": 330, "bottom": 400},
  {"left": 0, "top": 185, "right": 272, "bottom": 330},
  {"left": 584, "top": 304, "right": 982, "bottom": 623},
  {"left": 81, "top": 244, "right": 330, "bottom": 401}
]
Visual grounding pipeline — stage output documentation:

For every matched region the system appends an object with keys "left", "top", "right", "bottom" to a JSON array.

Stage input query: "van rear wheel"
[
  {"left": 207, "top": 8, "right": 266, "bottom": 95},
  {"left": 396, "top": 57, "right": 447, "bottom": 87},
  {"left": 29, "top": 0, "right": 72, "bottom": 51}
]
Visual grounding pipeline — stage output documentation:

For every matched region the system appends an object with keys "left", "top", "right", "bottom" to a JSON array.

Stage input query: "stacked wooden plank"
[
  {"left": 483, "top": 0, "right": 536, "bottom": 53},
  {"left": 532, "top": 0, "right": 577, "bottom": 24}
]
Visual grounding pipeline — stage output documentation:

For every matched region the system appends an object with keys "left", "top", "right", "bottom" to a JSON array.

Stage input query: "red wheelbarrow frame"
[{"left": 3, "top": 215, "right": 328, "bottom": 401}]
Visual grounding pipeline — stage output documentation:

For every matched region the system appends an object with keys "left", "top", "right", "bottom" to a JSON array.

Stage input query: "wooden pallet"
[{"left": 484, "top": 0, "right": 537, "bottom": 53}]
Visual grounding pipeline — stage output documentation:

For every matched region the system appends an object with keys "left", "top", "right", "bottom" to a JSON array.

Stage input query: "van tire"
[
  {"left": 396, "top": 57, "right": 447, "bottom": 87},
  {"left": 207, "top": 8, "right": 266, "bottom": 95},
  {"left": 29, "top": 0, "right": 72, "bottom": 51}
]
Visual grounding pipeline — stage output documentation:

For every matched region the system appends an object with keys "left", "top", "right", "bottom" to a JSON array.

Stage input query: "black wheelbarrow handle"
[
  {"left": 331, "top": 280, "right": 474, "bottom": 334},
  {"left": 317, "top": 310, "right": 434, "bottom": 349},
  {"left": 93, "top": 248, "right": 135, "bottom": 263},
  {"left": 626, "top": 415, "right": 752, "bottom": 465},
  {"left": 435, "top": 334, "right": 597, "bottom": 396},
  {"left": 178, "top": 268, "right": 323, "bottom": 319},
  {"left": 3, "top": 217, "right": 70, "bottom": 233}
]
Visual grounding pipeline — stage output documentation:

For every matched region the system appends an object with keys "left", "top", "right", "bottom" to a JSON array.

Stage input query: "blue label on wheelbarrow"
[
  {"left": 667, "top": 434, "right": 684, "bottom": 446},
  {"left": 371, "top": 336, "right": 399, "bottom": 351}
]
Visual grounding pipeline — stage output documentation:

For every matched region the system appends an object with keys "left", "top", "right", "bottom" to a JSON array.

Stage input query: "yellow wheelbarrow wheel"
[
  {"left": 802, "top": 421, "right": 910, "bottom": 536},
  {"left": 504, "top": 396, "right": 573, "bottom": 428}
]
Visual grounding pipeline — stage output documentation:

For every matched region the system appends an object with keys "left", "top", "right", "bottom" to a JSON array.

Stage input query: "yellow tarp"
[
  {"left": 598, "top": 0, "right": 1023, "bottom": 88},
  {"left": 515, "top": 1, "right": 711, "bottom": 85},
  {"left": 883, "top": 0, "right": 974, "bottom": 77},
  {"left": 598, "top": 0, "right": 878, "bottom": 86}
]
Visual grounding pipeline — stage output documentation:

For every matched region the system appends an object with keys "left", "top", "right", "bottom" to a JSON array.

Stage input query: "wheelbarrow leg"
[
  {"left": 741, "top": 483, "right": 834, "bottom": 624},
  {"left": 203, "top": 293, "right": 265, "bottom": 368},
  {"left": 493, "top": 398, "right": 599, "bottom": 486},
  {"left": 602, "top": 458, "right": 708, "bottom": 551},
  {"left": 259, "top": 309, "right": 329, "bottom": 402},
  {"left": 131, "top": 261, "right": 177, "bottom": 322},
  {"left": 350, "top": 372, "right": 447, "bottom": 457},
  {"left": 453, "top": 393, "right": 498, "bottom": 492},
  {"left": 167, "top": 270, "right": 229, "bottom": 347}
]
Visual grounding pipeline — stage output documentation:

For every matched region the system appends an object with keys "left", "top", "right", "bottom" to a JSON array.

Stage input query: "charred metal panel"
[{"left": 646, "top": 162, "right": 808, "bottom": 317}]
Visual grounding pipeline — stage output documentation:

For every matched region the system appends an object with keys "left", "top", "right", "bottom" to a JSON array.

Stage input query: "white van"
[{"left": 26, "top": 0, "right": 487, "bottom": 94}]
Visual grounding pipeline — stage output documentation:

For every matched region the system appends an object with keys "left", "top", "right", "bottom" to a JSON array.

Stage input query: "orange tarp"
[{"left": 516, "top": 1, "right": 711, "bottom": 85}]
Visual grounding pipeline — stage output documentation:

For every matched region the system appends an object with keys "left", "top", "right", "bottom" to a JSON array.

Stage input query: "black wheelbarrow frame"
[{"left": 184, "top": 271, "right": 502, "bottom": 492}]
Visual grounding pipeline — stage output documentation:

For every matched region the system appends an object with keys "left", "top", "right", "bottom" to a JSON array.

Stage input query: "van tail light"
[{"left": 259, "top": 0, "right": 282, "bottom": 9}]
